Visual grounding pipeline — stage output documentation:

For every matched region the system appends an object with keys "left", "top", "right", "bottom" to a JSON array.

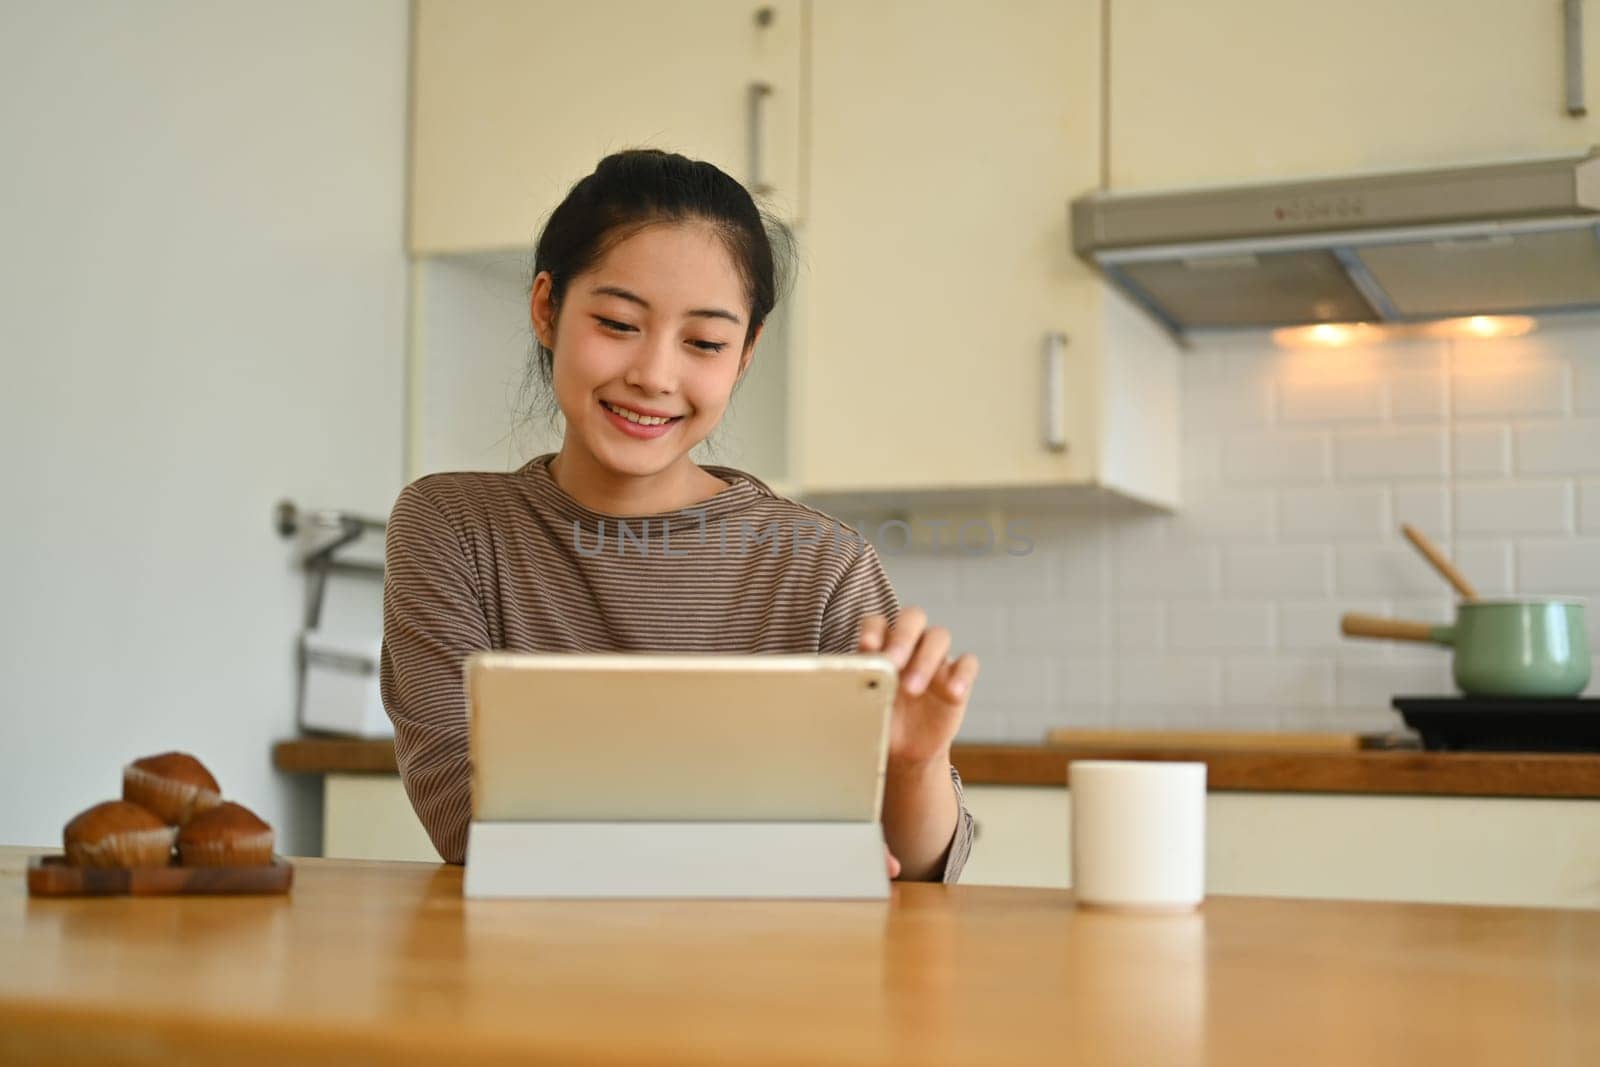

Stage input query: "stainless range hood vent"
[{"left": 1070, "top": 148, "right": 1600, "bottom": 336}]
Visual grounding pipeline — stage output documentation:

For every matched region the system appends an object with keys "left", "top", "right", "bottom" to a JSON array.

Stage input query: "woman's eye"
[{"left": 593, "top": 315, "right": 723, "bottom": 352}]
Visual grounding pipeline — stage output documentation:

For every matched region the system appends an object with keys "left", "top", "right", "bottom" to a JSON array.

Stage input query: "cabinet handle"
[
  {"left": 1568, "top": 0, "right": 1587, "bottom": 117},
  {"left": 746, "top": 81, "right": 774, "bottom": 195},
  {"left": 1043, "top": 332, "right": 1069, "bottom": 453}
]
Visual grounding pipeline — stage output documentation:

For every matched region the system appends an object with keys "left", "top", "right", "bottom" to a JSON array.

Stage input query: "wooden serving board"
[
  {"left": 1045, "top": 729, "right": 1399, "bottom": 751},
  {"left": 26, "top": 855, "right": 294, "bottom": 897}
]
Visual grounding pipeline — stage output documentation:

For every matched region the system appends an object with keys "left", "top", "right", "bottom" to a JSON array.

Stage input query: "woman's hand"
[
  {"left": 884, "top": 844, "right": 901, "bottom": 879},
  {"left": 856, "top": 606, "right": 980, "bottom": 769}
]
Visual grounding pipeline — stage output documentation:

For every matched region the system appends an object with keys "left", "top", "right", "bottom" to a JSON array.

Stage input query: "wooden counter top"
[
  {"left": 273, "top": 738, "right": 1600, "bottom": 799},
  {"left": 3, "top": 846, "right": 1596, "bottom": 1065}
]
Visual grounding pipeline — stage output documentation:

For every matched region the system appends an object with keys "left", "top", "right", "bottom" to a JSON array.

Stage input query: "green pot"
[{"left": 1427, "top": 599, "right": 1591, "bottom": 698}]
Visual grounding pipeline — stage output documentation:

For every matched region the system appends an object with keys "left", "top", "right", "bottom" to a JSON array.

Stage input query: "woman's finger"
[
  {"left": 882, "top": 606, "right": 927, "bottom": 670},
  {"left": 856, "top": 613, "right": 889, "bottom": 652},
  {"left": 934, "top": 653, "right": 981, "bottom": 701},
  {"left": 901, "top": 626, "right": 951, "bottom": 696},
  {"left": 884, "top": 843, "right": 901, "bottom": 879}
]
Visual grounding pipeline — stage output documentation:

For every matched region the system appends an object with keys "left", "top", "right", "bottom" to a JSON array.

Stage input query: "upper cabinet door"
[
  {"left": 1109, "top": 0, "right": 1600, "bottom": 190},
  {"left": 799, "top": 0, "right": 1104, "bottom": 493},
  {"left": 410, "top": 1, "right": 802, "bottom": 255}
]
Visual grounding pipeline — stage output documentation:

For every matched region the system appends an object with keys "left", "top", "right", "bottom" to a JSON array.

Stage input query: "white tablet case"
[{"left": 462, "top": 652, "right": 897, "bottom": 900}]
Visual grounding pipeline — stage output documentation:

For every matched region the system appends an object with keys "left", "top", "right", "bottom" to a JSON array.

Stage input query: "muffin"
[
  {"left": 122, "top": 751, "right": 222, "bottom": 826},
  {"left": 178, "top": 801, "right": 275, "bottom": 867},
  {"left": 63, "top": 800, "right": 177, "bottom": 868}
]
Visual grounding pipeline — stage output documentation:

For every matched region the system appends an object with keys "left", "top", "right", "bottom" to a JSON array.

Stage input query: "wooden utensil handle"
[
  {"left": 1401, "top": 523, "right": 1478, "bottom": 600},
  {"left": 1340, "top": 613, "right": 1440, "bottom": 643}
]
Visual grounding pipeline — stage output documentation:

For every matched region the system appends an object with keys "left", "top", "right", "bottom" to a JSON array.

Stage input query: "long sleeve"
[
  {"left": 378, "top": 482, "right": 491, "bottom": 865},
  {"left": 818, "top": 541, "right": 976, "bottom": 885}
]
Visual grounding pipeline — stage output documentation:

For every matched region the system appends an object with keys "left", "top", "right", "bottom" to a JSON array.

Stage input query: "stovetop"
[{"left": 1392, "top": 696, "right": 1600, "bottom": 753}]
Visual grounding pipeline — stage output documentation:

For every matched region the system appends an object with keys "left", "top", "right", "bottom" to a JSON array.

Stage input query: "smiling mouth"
[{"left": 600, "top": 399, "right": 684, "bottom": 427}]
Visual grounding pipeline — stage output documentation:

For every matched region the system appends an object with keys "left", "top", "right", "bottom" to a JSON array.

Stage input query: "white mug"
[{"left": 1069, "top": 760, "right": 1206, "bottom": 912}]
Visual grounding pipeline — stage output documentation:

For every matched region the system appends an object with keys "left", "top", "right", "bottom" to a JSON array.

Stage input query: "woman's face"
[{"left": 531, "top": 221, "right": 758, "bottom": 480}]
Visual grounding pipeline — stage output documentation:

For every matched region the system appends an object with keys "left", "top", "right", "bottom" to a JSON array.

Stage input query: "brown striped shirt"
[{"left": 378, "top": 452, "right": 974, "bottom": 881}]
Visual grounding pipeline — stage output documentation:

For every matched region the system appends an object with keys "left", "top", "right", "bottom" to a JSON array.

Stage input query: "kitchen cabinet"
[
  {"left": 407, "top": 0, "right": 1180, "bottom": 507},
  {"left": 277, "top": 737, "right": 1600, "bottom": 907},
  {"left": 314, "top": 774, "right": 1600, "bottom": 909},
  {"left": 407, "top": 0, "right": 802, "bottom": 489},
  {"left": 962, "top": 785, "right": 1600, "bottom": 909},
  {"left": 797, "top": 0, "right": 1178, "bottom": 505},
  {"left": 1108, "top": 0, "right": 1600, "bottom": 190},
  {"left": 323, "top": 773, "right": 440, "bottom": 862},
  {"left": 409, "top": 0, "right": 803, "bottom": 255}
]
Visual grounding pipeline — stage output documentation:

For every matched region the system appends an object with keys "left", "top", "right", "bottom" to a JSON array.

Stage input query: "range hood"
[{"left": 1071, "top": 148, "right": 1600, "bottom": 336}]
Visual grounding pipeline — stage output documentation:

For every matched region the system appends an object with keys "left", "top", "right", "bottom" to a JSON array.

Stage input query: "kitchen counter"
[
  {"left": 273, "top": 738, "right": 1600, "bottom": 798},
  {"left": 3, "top": 845, "right": 1596, "bottom": 1065},
  {"left": 274, "top": 739, "right": 1600, "bottom": 908}
]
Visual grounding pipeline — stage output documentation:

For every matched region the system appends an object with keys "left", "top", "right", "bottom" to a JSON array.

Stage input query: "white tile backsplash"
[
  {"left": 1056, "top": 658, "right": 1110, "bottom": 707},
  {"left": 1451, "top": 425, "right": 1511, "bottom": 477},
  {"left": 1277, "top": 487, "right": 1387, "bottom": 542},
  {"left": 1391, "top": 487, "right": 1450, "bottom": 540},
  {"left": 1278, "top": 375, "right": 1384, "bottom": 424},
  {"left": 1452, "top": 540, "right": 1515, "bottom": 594},
  {"left": 1183, "top": 377, "right": 1274, "bottom": 431},
  {"left": 1581, "top": 482, "right": 1600, "bottom": 534},
  {"left": 1170, "top": 488, "right": 1275, "bottom": 542},
  {"left": 1454, "top": 482, "right": 1574, "bottom": 535},
  {"left": 1223, "top": 431, "right": 1330, "bottom": 484},
  {"left": 1114, "top": 604, "right": 1165, "bottom": 652},
  {"left": 1177, "top": 434, "right": 1223, "bottom": 485},
  {"left": 1225, "top": 545, "right": 1332, "bottom": 597},
  {"left": 1116, "top": 658, "right": 1222, "bottom": 706},
  {"left": 1006, "top": 603, "right": 1110, "bottom": 653},
  {"left": 898, "top": 325, "right": 1600, "bottom": 743},
  {"left": 1333, "top": 426, "right": 1447, "bottom": 480},
  {"left": 1514, "top": 420, "right": 1600, "bottom": 475},
  {"left": 1335, "top": 545, "right": 1445, "bottom": 595},
  {"left": 1168, "top": 603, "right": 1275, "bottom": 651},
  {"left": 1278, "top": 600, "right": 1387, "bottom": 655},
  {"left": 1336, "top": 659, "right": 1453, "bottom": 707},
  {"left": 1386, "top": 366, "right": 1448, "bottom": 421},
  {"left": 1113, "top": 545, "right": 1223, "bottom": 599},
  {"left": 1516, "top": 539, "right": 1600, "bottom": 593},
  {"left": 1451, "top": 350, "right": 1569, "bottom": 417},
  {"left": 1578, "top": 359, "right": 1600, "bottom": 414},
  {"left": 1224, "top": 658, "right": 1336, "bottom": 707},
  {"left": 953, "top": 551, "right": 1056, "bottom": 603}
]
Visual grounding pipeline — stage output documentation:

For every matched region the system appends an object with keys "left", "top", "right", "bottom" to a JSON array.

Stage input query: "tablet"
[{"left": 466, "top": 652, "right": 898, "bottom": 823}]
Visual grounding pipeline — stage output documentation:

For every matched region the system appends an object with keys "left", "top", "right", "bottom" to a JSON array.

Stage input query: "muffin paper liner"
[
  {"left": 65, "top": 825, "right": 177, "bottom": 868},
  {"left": 123, "top": 765, "right": 223, "bottom": 826},
  {"left": 178, "top": 829, "right": 275, "bottom": 868}
]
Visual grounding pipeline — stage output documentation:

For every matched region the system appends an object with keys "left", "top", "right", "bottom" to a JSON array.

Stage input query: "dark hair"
[{"left": 519, "top": 148, "right": 796, "bottom": 442}]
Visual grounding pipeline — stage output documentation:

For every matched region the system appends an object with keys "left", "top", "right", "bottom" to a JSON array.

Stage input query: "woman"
[{"left": 379, "top": 149, "right": 979, "bottom": 881}]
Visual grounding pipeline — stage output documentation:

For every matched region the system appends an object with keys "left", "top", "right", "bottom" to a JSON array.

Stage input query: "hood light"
[{"left": 1272, "top": 315, "right": 1537, "bottom": 348}]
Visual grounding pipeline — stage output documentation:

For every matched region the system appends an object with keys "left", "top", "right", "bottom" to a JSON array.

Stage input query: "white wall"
[
  {"left": 882, "top": 318, "right": 1600, "bottom": 742},
  {"left": 414, "top": 251, "right": 557, "bottom": 476},
  {"left": 0, "top": 2, "right": 408, "bottom": 851}
]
